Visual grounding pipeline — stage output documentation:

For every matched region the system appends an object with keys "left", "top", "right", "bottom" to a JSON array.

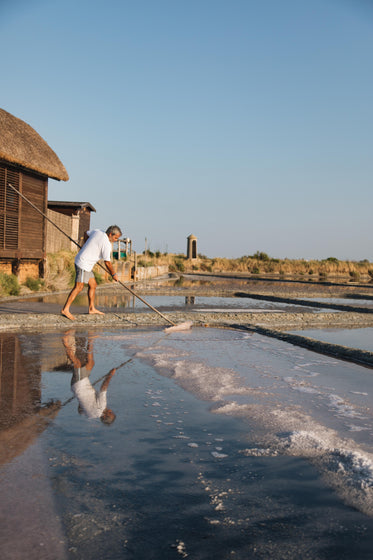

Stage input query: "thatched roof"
[{"left": 0, "top": 108, "right": 69, "bottom": 181}]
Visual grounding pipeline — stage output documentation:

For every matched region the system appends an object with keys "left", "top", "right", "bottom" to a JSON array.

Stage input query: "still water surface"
[{"left": 1, "top": 327, "right": 373, "bottom": 559}]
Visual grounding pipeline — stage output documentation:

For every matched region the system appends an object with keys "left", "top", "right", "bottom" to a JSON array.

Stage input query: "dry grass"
[
  {"left": 142, "top": 252, "right": 373, "bottom": 280},
  {"left": 44, "top": 250, "right": 76, "bottom": 291},
  {"left": 42, "top": 250, "right": 373, "bottom": 294}
]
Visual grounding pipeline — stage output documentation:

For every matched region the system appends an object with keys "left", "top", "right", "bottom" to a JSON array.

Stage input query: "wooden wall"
[
  {"left": 0, "top": 162, "right": 47, "bottom": 261},
  {"left": 46, "top": 209, "right": 75, "bottom": 253}
]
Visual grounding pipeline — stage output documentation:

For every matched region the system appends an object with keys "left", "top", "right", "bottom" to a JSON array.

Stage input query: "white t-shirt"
[
  {"left": 72, "top": 375, "right": 107, "bottom": 419},
  {"left": 75, "top": 229, "right": 112, "bottom": 272}
]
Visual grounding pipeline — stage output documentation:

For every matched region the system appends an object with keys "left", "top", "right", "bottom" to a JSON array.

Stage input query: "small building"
[
  {"left": 187, "top": 234, "right": 198, "bottom": 259},
  {"left": 47, "top": 201, "right": 96, "bottom": 252},
  {"left": 0, "top": 108, "right": 68, "bottom": 281}
]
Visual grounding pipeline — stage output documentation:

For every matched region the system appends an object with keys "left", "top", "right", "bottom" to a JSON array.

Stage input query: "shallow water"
[
  {"left": 1, "top": 327, "right": 373, "bottom": 559},
  {"left": 13, "top": 292, "right": 331, "bottom": 314},
  {"left": 302, "top": 297, "right": 373, "bottom": 308},
  {"left": 289, "top": 327, "right": 373, "bottom": 354}
]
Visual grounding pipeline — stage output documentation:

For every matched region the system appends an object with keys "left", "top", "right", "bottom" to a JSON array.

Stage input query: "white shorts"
[{"left": 75, "top": 265, "right": 94, "bottom": 284}]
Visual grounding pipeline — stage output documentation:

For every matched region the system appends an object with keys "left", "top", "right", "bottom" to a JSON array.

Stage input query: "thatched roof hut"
[
  {"left": 0, "top": 108, "right": 69, "bottom": 281},
  {"left": 0, "top": 108, "right": 69, "bottom": 181}
]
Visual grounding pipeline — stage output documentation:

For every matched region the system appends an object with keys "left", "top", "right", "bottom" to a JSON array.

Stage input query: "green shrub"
[
  {"left": 66, "top": 261, "right": 76, "bottom": 286},
  {"left": 349, "top": 270, "right": 360, "bottom": 282},
  {"left": 175, "top": 259, "right": 185, "bottom": 272},
  {"left": 137, "top": 260, "right": 153, "bottom": 268},
  {"left": 252, "top": 251, "right": 270, "bottom": 261},
  {"left": 0, "top": 273, "right": 20, "bottom": 296},
  {"left": 25, "top": 276, "right": 44, "bottom": 291},
  {"left": 252, "top": 266, "right": 260, "bottom": 274},
  {"left": 93, "top": 269, "right": 104, "bottom": 284}
]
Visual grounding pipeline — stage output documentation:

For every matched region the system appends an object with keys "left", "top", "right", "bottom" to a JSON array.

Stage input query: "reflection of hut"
[
  {"left": 47, "top": 201, "right": 96, "bottom": 252},
  {"left": 187, "top": 234, "right": 198, "bottom": 259},
  {"left": 0, "top": 108, "right": 68, "bottom": 281},
  {"left": 0, "top": 332, "right": 60, "bottom": 466}
]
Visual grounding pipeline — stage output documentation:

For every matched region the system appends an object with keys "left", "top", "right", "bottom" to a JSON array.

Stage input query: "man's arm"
[
  {"left": 100, "top": 368, "right": 116, "bottom": 392},
  {"left": 104, "top": 260, "right": 119, "bottom": 281}
]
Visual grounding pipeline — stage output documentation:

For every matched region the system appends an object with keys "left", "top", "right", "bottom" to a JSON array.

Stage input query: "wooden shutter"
[
  {"left": 0, "top": 165, "right": 20, "bottom": 251},
  {"left": 20, "top": 173, "right": 46, "bottom": 255}
]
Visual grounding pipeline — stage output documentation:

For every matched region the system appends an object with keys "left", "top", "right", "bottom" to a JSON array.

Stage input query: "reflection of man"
[{"left": 63, "top": 330, "right": 116, "bottom": 424}]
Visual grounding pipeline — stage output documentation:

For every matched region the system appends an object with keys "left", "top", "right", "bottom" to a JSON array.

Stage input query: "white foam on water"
[
  {"left": 211, "top": 451, "right": 228, "bottom": 458},
  {"left": 283, "top": 377, "right": 320, "bottom": 394},
  {"left": 328, "top": 394, "right": 366, "bottom": 419},
  {"left": 347, "top": 424, "right": 369, "bottom": 432},
  {"left": 175, "top": 540, "right": 188, "bottom": 558},
  {"left": 216, "top": 402, "right": 373, "bottom": 515},
  {"left": 127, "top": 328, "right": 373, "bottom": 516}
]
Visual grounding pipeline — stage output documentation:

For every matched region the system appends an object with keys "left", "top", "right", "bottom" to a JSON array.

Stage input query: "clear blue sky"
[{"left": 1, "top": 0, "right": 372, "bottom": 259}]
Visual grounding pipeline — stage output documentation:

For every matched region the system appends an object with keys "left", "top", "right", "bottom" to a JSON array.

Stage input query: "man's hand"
[{"left": 100, "top": 368, "right": 116, "bottom": 391}]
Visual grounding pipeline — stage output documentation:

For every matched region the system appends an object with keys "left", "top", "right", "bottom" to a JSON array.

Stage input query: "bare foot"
[
  {"left": 61, "top": 309, "right": 76, "bottom": 321},
  {"left": 89, "top": 308, "right": 105, "bottom": 315}
]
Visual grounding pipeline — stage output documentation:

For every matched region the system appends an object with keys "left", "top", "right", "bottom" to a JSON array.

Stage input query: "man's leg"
[
  {"left": 61, "top": 282, "right": 84, "bottom": 320},
  {"left": 88, "top": 277, "right": 104, "bottom": 315}
]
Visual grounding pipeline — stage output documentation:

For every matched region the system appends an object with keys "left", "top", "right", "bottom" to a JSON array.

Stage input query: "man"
[
  {"left": 63, "top": 329, "right": 117, "bottom": 424},
  {"left": 61, "top": 225, "right": 122, "bottom": 320}
]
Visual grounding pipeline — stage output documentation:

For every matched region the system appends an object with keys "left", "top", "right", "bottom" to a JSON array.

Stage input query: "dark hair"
[
  {"left": 106, "top": 225, "right": 122, "bottom": 237},
  {"left": 100, "top": 410, "right": 116, "bottom": 425}
]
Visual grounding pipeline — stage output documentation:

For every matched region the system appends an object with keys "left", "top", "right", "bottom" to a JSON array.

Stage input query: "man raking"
[{"left": 61, "top": 225, "right": 122, "bottom": 320}]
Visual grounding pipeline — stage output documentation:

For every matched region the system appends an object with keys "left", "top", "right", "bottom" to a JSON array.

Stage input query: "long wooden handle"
[{"left": 7, "top": 183, "right": 176, "bottom": 326}]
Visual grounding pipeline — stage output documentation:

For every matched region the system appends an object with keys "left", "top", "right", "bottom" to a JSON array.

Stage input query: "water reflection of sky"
[
  {"left": 33, "top": 292, "right": 333, "bottom": 313},
  {"left": 289, "top": 327, "right": 373, "bottom": 353}
]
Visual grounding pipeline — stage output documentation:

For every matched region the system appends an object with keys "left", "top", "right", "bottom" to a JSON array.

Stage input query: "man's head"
[
  {"left": 106, "top": 225, "right": 122, "bottom": 242},
  {"left": 100, "top": 408, "right": 116, "bottom": 425}
]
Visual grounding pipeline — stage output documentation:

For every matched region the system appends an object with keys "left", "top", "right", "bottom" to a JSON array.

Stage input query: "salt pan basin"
[
  {"left": 289, "top": 326, "right": 373, "bottom": 354},
  {"left": 1, "top": 327, "right": 373, "bottom": 559}
]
